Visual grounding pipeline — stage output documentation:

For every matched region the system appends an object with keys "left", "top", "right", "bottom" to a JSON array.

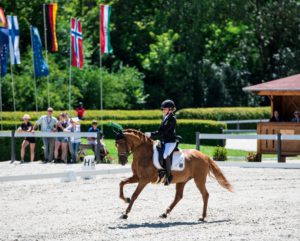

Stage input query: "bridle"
[
  {"left": 116, "top": 138, "right": 131, "bottom": 158},
  {"left": 116, "top": 134, "right": 144, "bottom": 161}
]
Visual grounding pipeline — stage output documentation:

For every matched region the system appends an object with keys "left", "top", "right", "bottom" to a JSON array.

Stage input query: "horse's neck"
[
  {"left": 132, "top": 142, "right": 153, "bottom": 167},
  {"left": 125, "top": 133, "right": 153, "bottom": 165}
]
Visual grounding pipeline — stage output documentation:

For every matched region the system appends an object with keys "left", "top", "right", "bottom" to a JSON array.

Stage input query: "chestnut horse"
[{"left": 116, "top": 129, "right": 233, "bottom": 221}]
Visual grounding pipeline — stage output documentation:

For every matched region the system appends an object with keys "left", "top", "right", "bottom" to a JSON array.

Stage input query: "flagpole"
[
  {"left": 43, "top": 4, "right": 50, "bottom": 108},
  {"left": 0, "top": 71, "right": 2, "bottom": 130},
  {"left": 68, "top": 18, "right": 72, "bottom": 113},
  {"left": 30, "top": 26, "right": 38, "bottom": 112},
  {"left": 99, "top": 5, "right": 103, "bottom": 132},
  {"left": 9, "top": 53, "right": 17, "bottom": 126}
]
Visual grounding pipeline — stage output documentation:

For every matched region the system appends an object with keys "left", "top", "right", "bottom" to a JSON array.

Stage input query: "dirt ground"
[{"left": 0, "top": 162, "right": 299, "bottom": 241}]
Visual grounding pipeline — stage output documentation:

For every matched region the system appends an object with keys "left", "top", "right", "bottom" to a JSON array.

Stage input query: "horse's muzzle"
[{"left": 118, "top": 153, "right": 128, "bottom": 166}]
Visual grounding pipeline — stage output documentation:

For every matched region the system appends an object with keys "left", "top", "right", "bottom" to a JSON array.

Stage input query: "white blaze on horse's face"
[{"left": 116, "top": 138, "right": 129, "bottom": 165}]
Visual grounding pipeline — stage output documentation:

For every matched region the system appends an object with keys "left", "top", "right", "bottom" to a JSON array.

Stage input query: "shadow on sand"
[{"left": 109, "top": 219, "right": 232, "bottom": 230}]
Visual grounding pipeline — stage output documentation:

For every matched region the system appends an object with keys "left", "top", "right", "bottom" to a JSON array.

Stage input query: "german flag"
[{"left": 44, "top": 3, "right": 58, "bottom": 52}]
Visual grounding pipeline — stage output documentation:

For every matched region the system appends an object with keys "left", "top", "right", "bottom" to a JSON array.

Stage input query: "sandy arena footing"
[{"left": 0, "top": 162, "right": 299, "bottom": 241}]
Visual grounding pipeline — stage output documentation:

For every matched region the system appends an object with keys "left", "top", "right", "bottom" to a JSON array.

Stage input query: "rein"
[{"left": 118, "top": 135, "right": 146, "bottom": 157}]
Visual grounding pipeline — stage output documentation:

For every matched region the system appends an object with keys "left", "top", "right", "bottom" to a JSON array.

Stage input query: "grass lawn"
[{"left": 86, "top": 139, "right": 250, "bottom": 163}]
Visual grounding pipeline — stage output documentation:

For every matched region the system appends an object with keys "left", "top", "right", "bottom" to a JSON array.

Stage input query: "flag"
[
  {"left": 0, "top": 28, "right": 9, "bottom": 77},
  {"left": 44, "top": 3, "right": 58, "bottom": 52},
  {"left": 7, "top": 15, "right": 20, "bottom": 65},
  {"left": 31, "top": 26, "right": 49, "bottom": 77},
  {"left": 100, "top": 5, "right": 113, "bottom": 54},
  {"left": 0, "top": 7, "right": 6, "bottom": 28},
  {"left": 71, "top": 18, "right": 84, "bottom": 68}
]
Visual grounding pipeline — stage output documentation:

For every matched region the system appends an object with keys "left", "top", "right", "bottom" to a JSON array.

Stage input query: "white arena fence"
[
  {"left": 0, "top": 167, "right": 132, "bottom": 183},
  {"left": 0, "top": 131, "right": 104, "bottom": 163},
  {"left": 195, "top": 132, "right": 300, "bottom": 163},
  {"left": 0, "top": 131, "right": 300, "bottom": 183},
  {"left": 220, "top": 119, "right": 269, "bottom": 130}
]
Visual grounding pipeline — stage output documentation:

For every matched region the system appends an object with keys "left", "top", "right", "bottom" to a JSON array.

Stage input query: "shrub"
[
  {"left": 0, "top": 119, "right": 226, "bottom": 161},
  {"left": 212, "top": 146, "right": 227, "bottom": 161},
  {"left": 177, "top": 107, "right": 270, "bottom": 121},
  {"left": 0, "top": 137, "right": 45, "bottom": 162},
  {"left": 0, "top": 110, "right": 162, "bottom": 121},
  {"left": 0, "top": 119, "right": 225, "bottom": 144},
  {"left": 1, "top": 107, "right": 270, "bottom": 122}
]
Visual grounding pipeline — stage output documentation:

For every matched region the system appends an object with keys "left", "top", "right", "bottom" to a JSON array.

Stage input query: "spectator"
[
  {"left": 33, "top": 107, "right": 58, "bottom": 163},
  {"left": 75, "top": 102, "right": 85, "bottom": 120},
  {"left": 269, "top": 110, "right": 282, "bottom": 122},
  {"left": 64, "top": 118, "right": 81, "bottom": 163},
  {"left": 17, "top": 114, "right": 36, "bottom": 163},
  {"left": 291, "top": 111, "right": 300, "bottom": 122},
  {"left": 87, "top": 120, "right": 106, "bottom": 160},
  {"left": 64, "top": 112, "right": 73, "bottom": 160},
  {"left": 54, "top": 113, "right": 68, "bottom": 163}
]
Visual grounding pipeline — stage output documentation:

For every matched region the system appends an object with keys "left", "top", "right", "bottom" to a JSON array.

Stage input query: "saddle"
[
  {"left": 156, "top": 142, "right": 179, "bottom": 169},
  {"left": 152, "top": 141, "right": 185, "bottom": 183}
]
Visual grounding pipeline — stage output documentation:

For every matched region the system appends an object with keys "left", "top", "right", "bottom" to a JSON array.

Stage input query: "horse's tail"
[{"left": 208, "top": 158, "right": 233, "bottom": 192}]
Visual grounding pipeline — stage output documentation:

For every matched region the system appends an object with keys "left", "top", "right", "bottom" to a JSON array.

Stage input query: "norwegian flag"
[{"left": 71, "top": 18, "right": 83, "bottom": 69}]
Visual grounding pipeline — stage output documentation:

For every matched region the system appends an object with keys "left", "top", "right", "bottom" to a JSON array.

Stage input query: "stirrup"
[
  {"left": 164, "top": 175, "right": 173, "bottom": 186},
  {"left": 158, "top": 169, "right": 165, "bottom": 178},
  {"left": 155, "top": 170, "right": 166, "bottom": 184}
]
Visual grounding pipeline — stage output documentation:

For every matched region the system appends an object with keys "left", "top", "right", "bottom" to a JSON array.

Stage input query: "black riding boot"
[{"left": 164, "top": 156, "right": 173, "bottom": 186}]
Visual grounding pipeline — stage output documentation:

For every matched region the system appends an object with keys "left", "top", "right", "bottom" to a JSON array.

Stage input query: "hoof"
[
  {"left": 198, "top": 218, "right": 205, "bottom": 222},
  {"left": 159, "top": 213, "right": 167, "bottom": 219},
  {"left": 120, "top": 214, "right": 128, "bottom": 219},
  {"left": 125, "top": 197, "right": 131, "bottom": 203}
]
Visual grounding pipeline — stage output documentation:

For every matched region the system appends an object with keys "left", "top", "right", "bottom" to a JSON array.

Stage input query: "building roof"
[{"left": 243, "top": 74, "right": 300, "bottom": 96}]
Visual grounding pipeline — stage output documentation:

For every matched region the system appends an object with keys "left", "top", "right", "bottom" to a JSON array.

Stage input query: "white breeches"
[{"left": 163, "top": 142, "right": 177, "bottom": 159}]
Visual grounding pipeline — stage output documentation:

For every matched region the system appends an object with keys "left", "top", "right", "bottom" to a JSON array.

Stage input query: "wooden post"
[
  {"left": 11, "top": 130, "right": 16, "bottom": 163},
  {"left": 220, "top": 127, "right": 225, "bottom": 147},
  {"left": 96, "top": 132, "right": 101, "bottom": 163},
  {"left": 277, "top": 133, "right": 282, "bottom": 163},
  {"left": 196, "top": 132, "right": 200, "bottom": 151}
]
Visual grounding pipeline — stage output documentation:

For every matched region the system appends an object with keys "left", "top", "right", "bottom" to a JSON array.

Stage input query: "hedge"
[
  {"left": 0, "top": 119, "right": 226, "bottom": 161},
  {"left": 0, "top": 110, "right": 162, "bottom": 121},
  {"left": 177, "top": 107, "right": 270, "bottom": 121},
  {"left": 0, "top": 107, "right": 270, "bottom": 121},
  {"left": 0, "top": 137, "right": 45, "bottom": 162},
  {"left": 0, "top": 119, "right": 225, "bottom": 143}
]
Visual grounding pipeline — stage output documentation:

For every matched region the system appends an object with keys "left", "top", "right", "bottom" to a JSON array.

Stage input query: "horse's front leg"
[
  {"left": 120, "top": 180, "right": 149, "bottom": 219},
  {"left": 119, "top": 175, "right": 139, "bottom": 203}
]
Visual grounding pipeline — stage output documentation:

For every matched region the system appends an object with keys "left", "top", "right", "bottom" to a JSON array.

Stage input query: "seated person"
[
  {"left": 291, "top": 110, "right": 300, "bottom": 122},
  {"left": 87, "top": 120, "right": 107, "bottom": 160},
  {"left": 269, "top": 110, "right": 282, "bottom": 122}
]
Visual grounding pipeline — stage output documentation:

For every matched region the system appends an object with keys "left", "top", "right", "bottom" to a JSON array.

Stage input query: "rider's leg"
[
  {"left": 165, "top": 155, "right": 173, "bottom": 185},
  {"left": 163, "top": 142, "right": 177, "bottom": 185}
]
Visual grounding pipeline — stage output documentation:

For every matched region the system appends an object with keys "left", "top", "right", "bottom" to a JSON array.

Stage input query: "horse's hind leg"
[
  {"left": 194, "top": 177, "right": 209, "bottom": 221},
  {"left": 160, "top": 182, "right": 187, "bottom": 218},
  {"left": 119, "top": 175, "right": 139, "bottom": 203}
]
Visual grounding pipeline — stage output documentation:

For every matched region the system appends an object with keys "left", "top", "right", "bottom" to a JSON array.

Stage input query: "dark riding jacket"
[{"left": 151, "top": 112, "right": 177, "bottom": 143}]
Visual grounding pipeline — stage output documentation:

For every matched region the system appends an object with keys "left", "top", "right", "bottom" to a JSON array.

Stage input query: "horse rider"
[{"left": 146, "top": 99, "right": 177, "bottom": 185}]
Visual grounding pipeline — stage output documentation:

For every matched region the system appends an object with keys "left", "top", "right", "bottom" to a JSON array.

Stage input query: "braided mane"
[{"left": 123, "top": 129, "right": 154, "bottom": 144}]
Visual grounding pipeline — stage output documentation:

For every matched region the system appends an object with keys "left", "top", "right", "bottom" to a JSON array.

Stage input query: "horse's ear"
[
  {"left": 108, "top": 122, "right": 124, "bottom": 139},
  {"left": 115, "top": 131, "right": 124, "bottom": 140}
]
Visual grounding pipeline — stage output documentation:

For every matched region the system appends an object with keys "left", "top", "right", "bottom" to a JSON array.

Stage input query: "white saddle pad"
[{"left": 153, "top": 142, "right": 185, "bottom": 171}]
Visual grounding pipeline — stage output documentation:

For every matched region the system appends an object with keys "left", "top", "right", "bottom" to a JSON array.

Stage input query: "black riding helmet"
[{"left": 161, "top": 99, "right": 175, "bottom": 109}]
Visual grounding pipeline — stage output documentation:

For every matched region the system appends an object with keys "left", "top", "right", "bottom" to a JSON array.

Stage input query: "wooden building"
[{"left": 243, "top": 74, "right": 300, "bottom": 161}]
